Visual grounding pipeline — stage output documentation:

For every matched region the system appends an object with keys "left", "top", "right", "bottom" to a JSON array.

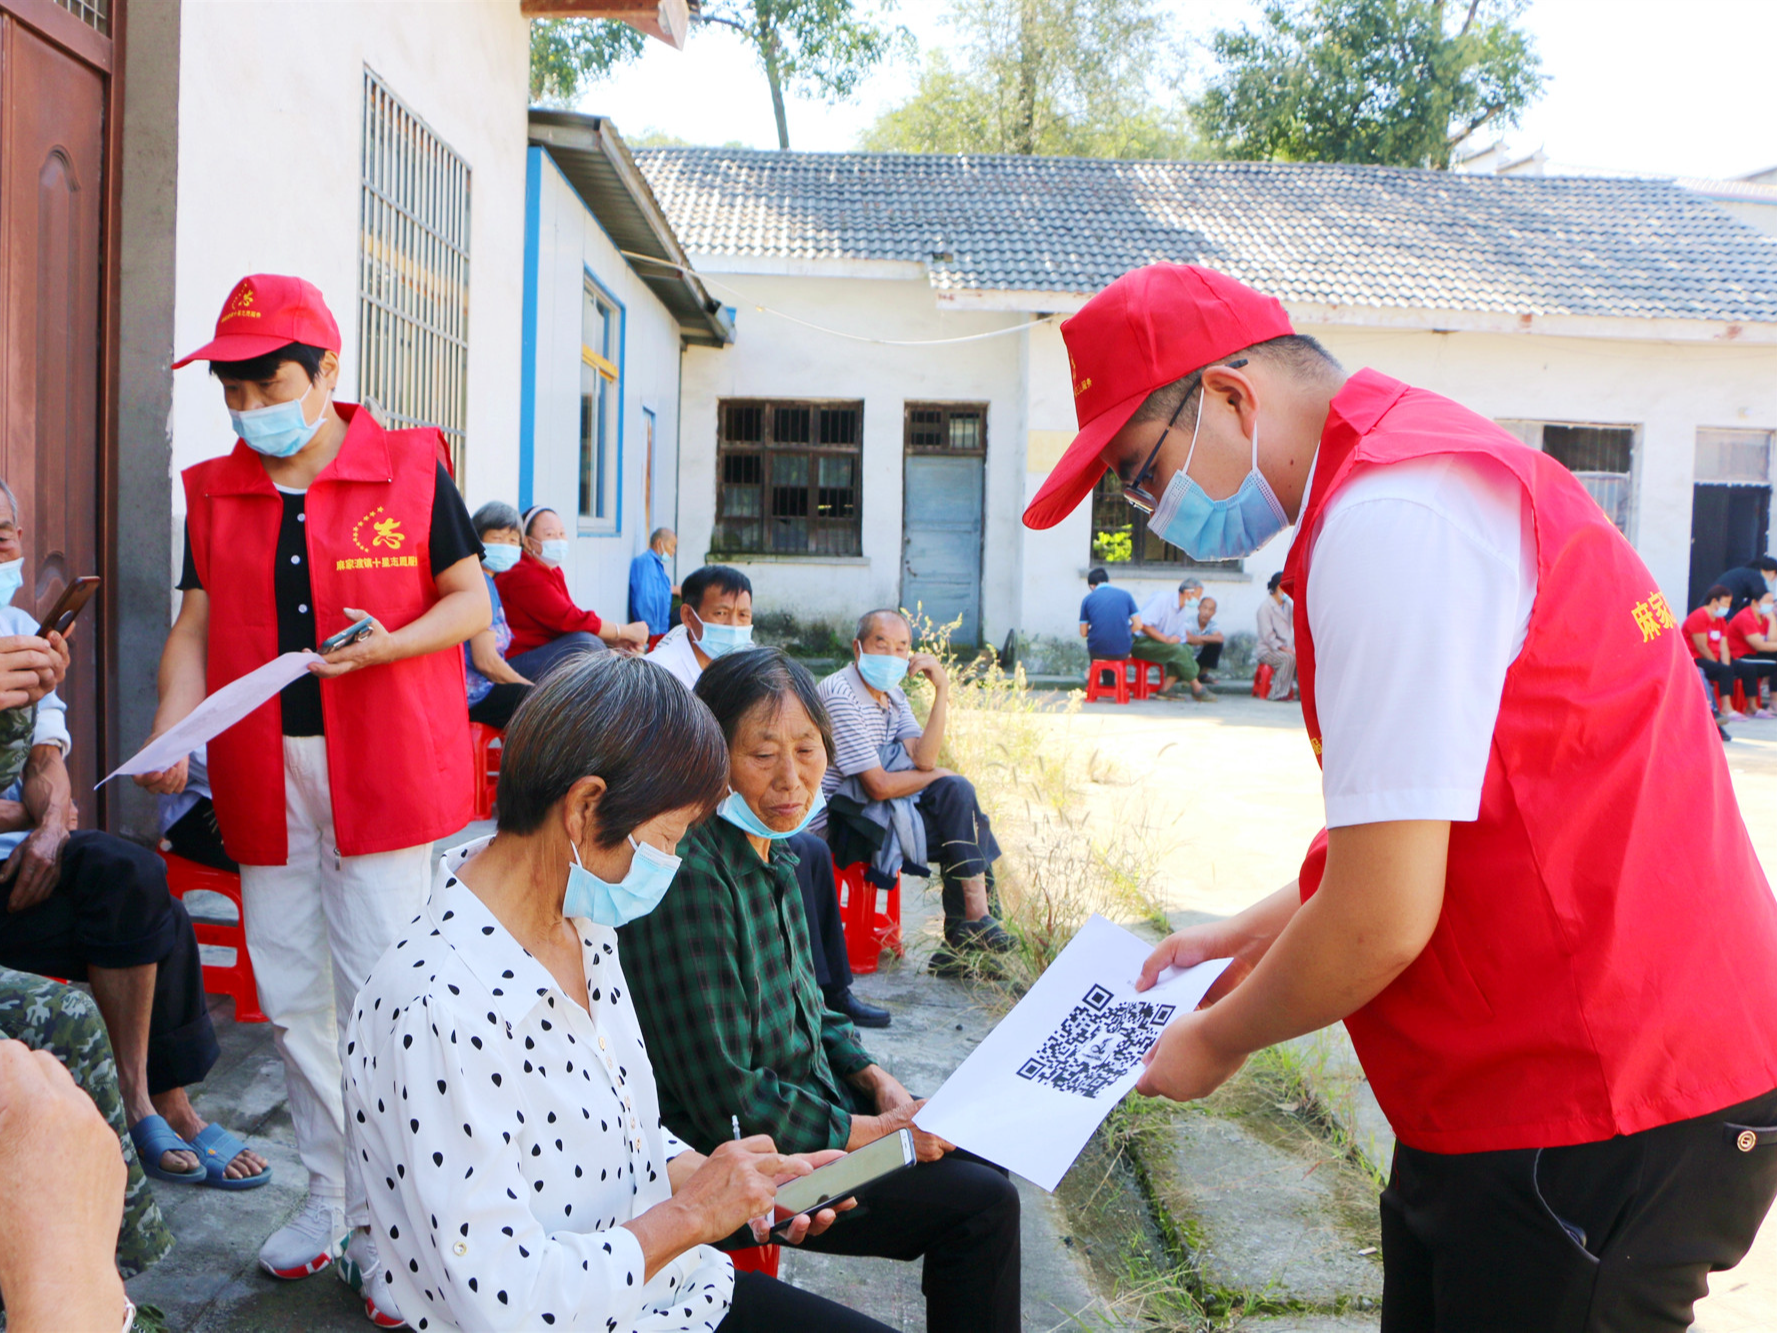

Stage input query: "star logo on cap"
[{"left": 222, "top": 284, "right": 259, "bottom": 322}]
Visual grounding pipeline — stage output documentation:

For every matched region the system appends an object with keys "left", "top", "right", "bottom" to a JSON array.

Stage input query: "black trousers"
[
  {"left": 1380, "top": 1086, "right": 1777, "bottom": 1332},
  {"left": 916, "top": 775, "right": 1002, "bottom": 923},
  {"left": 796, "top": 1148, "right": 1021, "bottom": 1333},
  {"left": 0, "top": 830, "right": 218, "bottom": 1094},
  {"left": 1194, "top": 640, "right": 1223, "bottom": 671},
  {"left": 163, "top": 796, "right": 237, "bottom": 872},
  {"left": 506, "top": 631, "right": 605, "bottom": 684},
  {"left": 789, "top": 830, "right": 851, "bottom": 992},
  {"left": 468, "top": 681, "right": 530, "bottom": 730},
  {"left": 719, "top": 1270, "right": 892, "bottom": 1332}
]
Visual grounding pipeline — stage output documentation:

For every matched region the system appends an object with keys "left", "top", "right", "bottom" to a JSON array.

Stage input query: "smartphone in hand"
[
  {"left": 318, "top": 616, "right": 374, "bottom": 655},
  {"left": 35, "top": 577, "right": 100, "bottom": 638}
]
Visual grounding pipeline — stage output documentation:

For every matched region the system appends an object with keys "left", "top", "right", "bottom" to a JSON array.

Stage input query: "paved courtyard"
[{"left": 120, "top": 692, "right": 1777, "bottom": 1330}]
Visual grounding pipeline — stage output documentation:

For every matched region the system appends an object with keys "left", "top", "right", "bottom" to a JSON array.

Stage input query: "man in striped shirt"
[{"left": 817, "top": 609, "right": 1012, "bottom": 974}]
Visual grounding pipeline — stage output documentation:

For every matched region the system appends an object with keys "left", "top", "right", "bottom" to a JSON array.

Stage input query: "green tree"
[
  {"left": 698, "top": 0, "right": 908, "bottom": 150},
  {"left": 1194, "top": 0, "right": 1544, "bottom": 169},
  {"left": 861, "top": 0, "right": 1194, "bottom": 159},
  {"left": 529, "top": 18, "right": 647, "bottom": 107}
]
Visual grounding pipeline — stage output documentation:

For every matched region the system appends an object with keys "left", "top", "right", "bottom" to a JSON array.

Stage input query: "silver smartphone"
[{"left": 772, "top": 1128, "right": 917, "bottom": 1224}]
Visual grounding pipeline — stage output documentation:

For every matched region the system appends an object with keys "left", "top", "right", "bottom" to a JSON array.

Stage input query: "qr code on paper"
[{"left": 1015, "top": 985, "right": 1177, "bottom": 1099}]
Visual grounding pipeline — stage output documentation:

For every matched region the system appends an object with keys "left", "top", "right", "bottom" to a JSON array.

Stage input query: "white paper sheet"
[
  {"left": 914, "top": 914, "right": 1230, "bottom": 1191},
  {"left": 102, "top": 651, "right": 319, "bottom": 785}
]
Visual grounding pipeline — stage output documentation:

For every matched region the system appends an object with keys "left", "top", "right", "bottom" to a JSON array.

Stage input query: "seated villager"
[
  {"left": 1256, "top": 571, "right": 1297, "bottom": 701},
  {"left": 1134, "top": 578, "right": 1213, "bottom": 700},
  {"left": 0, "top": 489, "right": 267, "bottom": 1191},
  {"left": 1186, "top": 595, "right": 1225, "bottom": 682},
  {"left": 622, "top": 649, "right": 1022, "bottom": 1333},
  {"left": 1078, "top": 566, "right": 1139, "bottom": 662},
  {"left": 0, "top": 968, "right": 173, "bottom": 1283},
  {"left": 1726, "top": 585, "right": 1777, "bottom": 717},
  {"left": 345, "top": 653, "right": 891, "bottom": 1333},
  {"left": 817, "top": 610, "right": 1013, "bottom": 976},
  {"left": 494, "top": 505, "right": 646, "bottom": 679},
  {"left": 645, "top": 564, "right": 755, "bottom": 689},
  {"left": 462, "top": 501, "right": 533, "bottom": 729}
]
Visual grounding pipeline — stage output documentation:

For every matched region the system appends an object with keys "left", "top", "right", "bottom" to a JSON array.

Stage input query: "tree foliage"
[
  {"left": 529, "top": 18, "right": 648, "bottom": 107},
  {"left": 1194, "top": 0, "right": 1544, "bottom": 169},
  {"left": 699, "top": 0, "right": 909, "bottom": 150},
  {"left": 861, "top": 0, "right": 1194, "bottom": 159}
]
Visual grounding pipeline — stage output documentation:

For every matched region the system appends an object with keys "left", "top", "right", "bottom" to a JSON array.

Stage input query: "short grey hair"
[
  {"left": 1179, "top": 578, "right": 1203, "bottom": 593},
  {"left": 855, "top": 608, "right": 911, "bottom": 644},
  {"left": 471, "top": 501, "right": 523, "bottom": 539},
  {"left": 649, "top": 527, "right": 675, "bottom": 547}
]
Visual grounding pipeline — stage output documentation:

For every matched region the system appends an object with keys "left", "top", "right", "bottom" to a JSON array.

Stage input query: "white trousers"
[{"left": 240, "top": 735, "right": 431, "bottom": 1224}]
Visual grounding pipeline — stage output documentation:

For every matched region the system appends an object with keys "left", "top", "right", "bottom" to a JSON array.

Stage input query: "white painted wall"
[
  {"left": 170, "top": 0, "right": 530, "bottom": 561},
  {"left": 678, "top": 269, "right": 1026, "bottom": 640},
  {"left": 674, "top": 264, "right": 1777, "bottom": 660},
  {"left": 526, "top": 148, "right": 686, "bottom": 626}
]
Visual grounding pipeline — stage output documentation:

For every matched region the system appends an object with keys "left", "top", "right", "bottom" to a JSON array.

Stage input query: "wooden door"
[{"left": 0, "top": 9, "right": 108, "bottom": 816}]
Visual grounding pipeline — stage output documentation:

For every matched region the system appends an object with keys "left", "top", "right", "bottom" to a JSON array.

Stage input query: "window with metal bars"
[
  {"left": 1088, "top": 473, "right": 1241, "bottom": 571},
  {"left": 904, "top": 403, "right": 986, "bottom": 454},
  {"left": 357, "top": 69, "right": 471, "bottom": 482},
  {"left": 1498, "top": 419, "right": 1637, "bottom": 533},
  {"left": 52, "top": 0, "right": 108, "bottom": 34},
  {"left": 715, "top": 400, "right": 862, "bottom": 556}
]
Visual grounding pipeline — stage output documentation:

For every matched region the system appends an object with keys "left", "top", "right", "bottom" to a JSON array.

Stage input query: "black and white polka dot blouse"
[{"left": 344, "top": 836, "right": 734, "bottom": 1332}]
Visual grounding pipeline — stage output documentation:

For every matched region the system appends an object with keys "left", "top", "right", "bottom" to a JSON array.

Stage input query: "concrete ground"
[{"left": 121, "top": 692, "right": 1777, "bottom": 1329}]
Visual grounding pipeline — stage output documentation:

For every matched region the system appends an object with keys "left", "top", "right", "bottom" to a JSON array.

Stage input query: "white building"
[{"left": 636, "top": 149, "right": 1777, "bottom": 667}]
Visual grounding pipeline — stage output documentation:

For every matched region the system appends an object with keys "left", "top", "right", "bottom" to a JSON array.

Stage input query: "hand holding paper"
[
  {"left": 105, "top": 652, "right": 319, "bottom": 786},
  {"left": 913, "top": 915, "right": 1230, "bottom": 1192}
]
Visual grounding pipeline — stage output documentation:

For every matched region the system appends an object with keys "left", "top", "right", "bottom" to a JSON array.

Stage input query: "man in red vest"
[
  {"left": 133, "top": 275, "right": 488, "bottom": 1321},
  {"left": 1024, "top": 263, "right": 1777, "bottom": 1330}
]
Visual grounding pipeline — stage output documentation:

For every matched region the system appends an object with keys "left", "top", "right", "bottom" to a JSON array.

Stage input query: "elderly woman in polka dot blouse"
[{"left": 344, "top": 654, "right": 893, "bottom": 1333}]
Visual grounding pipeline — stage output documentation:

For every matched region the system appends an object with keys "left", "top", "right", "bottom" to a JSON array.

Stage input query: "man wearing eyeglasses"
[{"left": 1023, "top": 263, "right": 1777, "bottom": 1332}]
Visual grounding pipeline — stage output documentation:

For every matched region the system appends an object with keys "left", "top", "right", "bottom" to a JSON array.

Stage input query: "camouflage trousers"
[{"left": 0, "top": 966, "right": 173, "bottom": 1278}]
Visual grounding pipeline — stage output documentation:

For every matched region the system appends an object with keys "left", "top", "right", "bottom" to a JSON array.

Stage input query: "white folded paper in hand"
[
  {"left": 914, "top": 914, "right": 1230, "bottom": 1191},
  {"left": 102, "top": 651, "right": 319, "bottom": 785}
]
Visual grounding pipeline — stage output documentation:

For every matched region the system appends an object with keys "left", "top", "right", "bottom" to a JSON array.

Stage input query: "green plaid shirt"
[{"left": 619, "top": 817, "right": 877, "bottom": 1154}]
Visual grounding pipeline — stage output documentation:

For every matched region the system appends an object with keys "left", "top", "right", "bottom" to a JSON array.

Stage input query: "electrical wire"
[{"left": 617, "top": 250, "right": 1060, "bottom": 346}]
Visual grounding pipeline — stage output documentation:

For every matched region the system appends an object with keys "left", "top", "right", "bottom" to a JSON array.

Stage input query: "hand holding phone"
[
  {"left": 318, "top": 616, "right": 375, "bottom": 655},
  {"left": 35, "top": 577, "right": 99, "bottom": 639},
  {"left": 308, "top": 609, "right": 392, "bottom": 680},
  {"left": 767, "top": 1128, "right": 916, "bottom": 1239}
]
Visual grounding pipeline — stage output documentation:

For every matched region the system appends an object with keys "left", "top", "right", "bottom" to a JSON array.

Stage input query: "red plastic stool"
[
  {"left": 1252, "top": 662, "right": 1275, "bottom": 698},
  {"left": 730, "top": 1244, "right": 780, "bottom": 1277},
  {"left": 1127, "top": 660, "right": 1164, "bottom": 700},
  {"left": 1085, "top": 659, "right": 1131, "bottom": 704},
  {"left": 834, "top": 861, "right": 903, "bottom": 975},
  {"left": 470, "top": 723, "right": 504, "bottom": 820},
  {"left": 158, "top": 852, "right": 265, "bottom": 1023}
]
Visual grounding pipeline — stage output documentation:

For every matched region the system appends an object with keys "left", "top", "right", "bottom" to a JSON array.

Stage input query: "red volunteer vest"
[
  {"left": 1284, "top": 370, "right": 1777, "bottom": 1154},
  {"left": 183, "top": 404, "right": 473, "bottom": 865}
]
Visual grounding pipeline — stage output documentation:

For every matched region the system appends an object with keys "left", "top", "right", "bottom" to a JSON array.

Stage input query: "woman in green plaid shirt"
[{"left": 622, "top": 649, "right": 1022, "bottom": 1333}]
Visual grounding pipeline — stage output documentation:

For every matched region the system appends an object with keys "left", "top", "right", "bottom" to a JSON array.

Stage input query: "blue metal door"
[{"left": 901, "top": 454, "right": 984, "bottom": 645}]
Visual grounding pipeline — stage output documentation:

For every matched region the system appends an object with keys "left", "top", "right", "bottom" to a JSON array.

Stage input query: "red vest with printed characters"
[
  {"left": 182, "top": 404, "right": 473, "bottom": 865},
  {"left": 1284, "top": 370, "right": 1777, "bottom": 1154}
]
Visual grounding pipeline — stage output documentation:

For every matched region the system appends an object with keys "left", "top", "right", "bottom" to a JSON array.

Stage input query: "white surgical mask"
[
  {"left": 538, "top": 538, "right": 571, "bottom": 566},
  {"left": 0, "top": 558, "right": 23, "bottom": 609}
]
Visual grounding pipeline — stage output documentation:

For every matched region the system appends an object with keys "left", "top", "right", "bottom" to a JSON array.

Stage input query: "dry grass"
[{"left": 901, "top": 610, "right": 1173, "bottom": 988}]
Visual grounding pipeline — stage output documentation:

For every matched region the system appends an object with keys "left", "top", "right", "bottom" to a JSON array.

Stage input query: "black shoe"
[
  {"left": 928, "top": 943, "right": 1007, "bottom": 980},
  {"left": 944, "top": 915, "right": 1016, "bottom": 954},
  {"left": 824, "top": 986, "right": 891, "bottom": 1028},
  {"left": 1720, "top": 723, "right": 1733, "bottom": 742}
]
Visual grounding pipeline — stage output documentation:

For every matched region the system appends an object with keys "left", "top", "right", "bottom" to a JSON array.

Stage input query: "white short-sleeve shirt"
[
  {"left": 345, "top": 837, "right": 733, "bottom": 1333},
  {"left": 1305, "top": 451, "right": 1538, "bottom": 828}
]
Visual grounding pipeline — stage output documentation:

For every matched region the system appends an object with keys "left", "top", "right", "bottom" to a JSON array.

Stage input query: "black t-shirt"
[
  {"left": 179, "top": 462, "right": 482, "bottom": 736},
  {"left": 1718, "top": 565, "right": 1771, "bottom": 617}
]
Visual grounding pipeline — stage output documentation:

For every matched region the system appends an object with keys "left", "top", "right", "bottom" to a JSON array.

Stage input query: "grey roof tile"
[{"left": 632, "top": 148, "right": 1777, "bottom": 323}]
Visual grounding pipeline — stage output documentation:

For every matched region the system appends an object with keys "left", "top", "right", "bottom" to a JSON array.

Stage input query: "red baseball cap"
[
  {"left": 1022, "top": 264, "right": 1293, "bottom": 530},
  {"left": 172, "top": 273, "right": 342, "bottom": 369}
]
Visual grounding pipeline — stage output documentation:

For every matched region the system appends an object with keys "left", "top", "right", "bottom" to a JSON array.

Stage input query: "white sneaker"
[
  {"left": 257, "top": 1196, "right": 345, "bottom": 1280},
  {"left": 339, "top": 1227, "right": 407, "bottom": 1328}
]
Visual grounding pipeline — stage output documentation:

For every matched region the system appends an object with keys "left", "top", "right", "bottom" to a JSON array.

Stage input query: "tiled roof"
[{"left": 633, "top": 148, "right": 1777, "bottom": 324}]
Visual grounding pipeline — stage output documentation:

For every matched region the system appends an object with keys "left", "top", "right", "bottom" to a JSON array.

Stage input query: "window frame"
[
  {"left": 714, "top": 398, "right": 864, "bottom": 558},
  {"left": 903, "top": 402, "right": 988, "bottom": 456},
  {"left": 577, "top": 273, "right": 625, "bottom": 534},
  {"left": 1498, "top": 418, "right": 1639, "bottom": 537},
  {"left": 1087, "top": 471, "right": 1244, "bottom": 573}
]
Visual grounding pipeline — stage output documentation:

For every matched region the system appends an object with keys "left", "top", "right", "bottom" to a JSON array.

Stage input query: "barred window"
[
  {"left": 1088, "top": 473, "right": 1241, "bottom": 571},
  {"left": 358, "top": 69, "right": 471, "bottom": 481},
  {"left": 1499, "top": 419, "right": 1636, "bottom": 533},
  {"left": 53, "top": 0, "right": 109, "bottom": 34},
  {"left": 905, "top": 403, "right": 986, "bottom": 454},
  {"left": 715, "top": 400, "right": 862, "bottom": 556}
]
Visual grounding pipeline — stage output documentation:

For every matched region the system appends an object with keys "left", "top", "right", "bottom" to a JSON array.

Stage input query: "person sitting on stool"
[
  {"left": 1078, "top": 566, "right": 1140, "bottom": 665},
  {"left": 1186, "top": 595, "right": 1225, "bottom": 682}
]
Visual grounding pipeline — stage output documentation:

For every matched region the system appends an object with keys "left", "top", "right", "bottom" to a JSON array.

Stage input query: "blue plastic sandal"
[
  {"left": 129, "top": 1114, "right": 205, "bottom": 1184},
  {"left": 190, "top": 1122, "right": 271, "bottom": 1190}
]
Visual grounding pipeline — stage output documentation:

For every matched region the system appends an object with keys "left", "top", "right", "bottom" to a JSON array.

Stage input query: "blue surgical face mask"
[
  {"left": 538, "top": 538, "right": 571, "bottom": 566},
  {"left": 562, "top": 835, "right": 681, "bottom": 927},
  {"left": 856, "top": 652, "right": 909, "bottom": 691},
  {"left": 690, "top": 611, "right": 753, "bottom": 660},
  {"left": 481, "top": 542, "right": 521, "bottom": 574},
  {"left": 1710, "top": 604, "right": 1729, "bottom": 619},
  {"left": 717, "top": 788, "right": 825, "bottom": 840},
  {"left": 230, "top": 390, "right": 328, "bottom": 458},
  {"left": 1148, "top": 395, "right": 1288, "bottom": 562},
  {"left": 0, "top": 558, "right": 23, "bottom": 609}
]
